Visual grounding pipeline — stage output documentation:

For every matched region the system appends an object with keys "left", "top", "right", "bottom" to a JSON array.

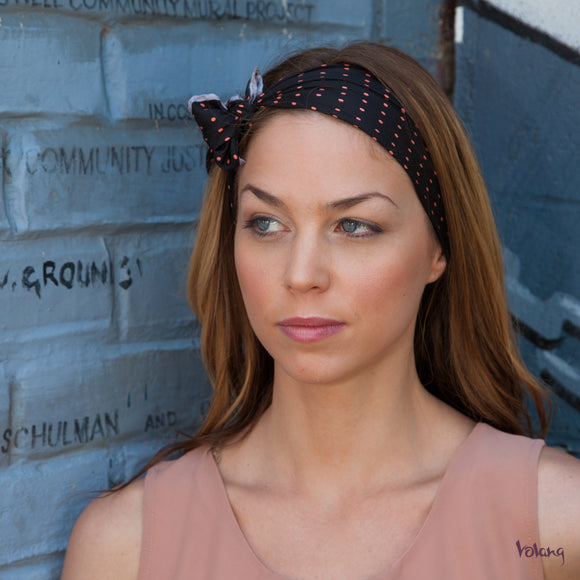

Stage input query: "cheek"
[
  {"left": 349, "top": 248, "right": 431, "bottom": 315},
  {"left": 234, "top": 239, "right": 273, "bottom": 315}
]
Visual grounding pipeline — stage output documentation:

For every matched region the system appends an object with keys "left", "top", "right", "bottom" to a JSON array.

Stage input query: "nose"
[{"left": 283, "top": 232, "right": 331, "bottom": 293}]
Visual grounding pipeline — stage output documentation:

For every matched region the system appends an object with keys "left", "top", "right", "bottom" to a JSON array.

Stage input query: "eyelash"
[{"left": 243, "top": 216, "right": 383, "bottom": 239}]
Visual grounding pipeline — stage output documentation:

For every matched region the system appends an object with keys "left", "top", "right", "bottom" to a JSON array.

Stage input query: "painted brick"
[
  {"left": 0, "top": 366, "right": 9, "bottom": 469},
  {"left": 107, "top": 227, "right": 196, "bottom": 342},
  {"left": 0, "top": 237, "right": 113, "bottom": 339},
  {"left": 4, "top": 124, "right": 204, "bottom": 234},
  {"left": 0, "top": 134, "right": 11, "bottom": 236},
  {"left": 103, "top": 5, "right": 373, "bottom": 121},
  {"left": 0, "top": 449, "right": 109, "bottom": 567},
  {"left": 0, "top": 553, "right": 64, "bottom": 580},
  {"left": 0, "top": 13, "right": 106, "bottom": 117},
  {"left": 374, "top": 0, "right": 442, "bottom": 74},
  {"left": 4, "top": 343, "right": 211, "bottom": 460},
  {"left": 0, "top": 0, "right": 361, "bottom": 26}
]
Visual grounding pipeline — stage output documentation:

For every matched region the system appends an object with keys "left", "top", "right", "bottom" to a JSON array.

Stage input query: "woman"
[{"left": 63, "top": 42, "right": 580, "bottom": 579}]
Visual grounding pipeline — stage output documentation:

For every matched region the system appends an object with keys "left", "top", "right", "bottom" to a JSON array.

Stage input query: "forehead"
[
  {"left": 238, "top": 110, "right": 417, "bottom": 208},
  {"left": 243, "top": 110, "right": 399, "bottom": 173}
]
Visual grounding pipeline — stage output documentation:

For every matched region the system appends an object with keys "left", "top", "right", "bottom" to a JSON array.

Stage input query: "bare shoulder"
[
  {"left": 61, "top": 477, "right": 145, "bottom": 580},
  {"left": 538, "top": 445, "right": 580, "bottom": 580}
]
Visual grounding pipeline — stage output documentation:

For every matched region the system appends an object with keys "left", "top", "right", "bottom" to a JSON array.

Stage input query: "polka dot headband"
[{"left": 189, "top": 63, "right": 448, "bottom": 254}]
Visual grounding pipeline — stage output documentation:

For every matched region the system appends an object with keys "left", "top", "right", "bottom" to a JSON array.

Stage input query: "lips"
[{"left": 277, "top": 317, "right": 346, "bottom": 343}]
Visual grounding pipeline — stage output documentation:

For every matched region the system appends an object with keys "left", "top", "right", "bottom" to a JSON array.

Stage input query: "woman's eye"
[
  {"left": 339, "top": 219, "right": 380, "bottom": 236},
  {"left": 256, "top": 217, "right": 272, "bottom": 232},
  {"left": 244, "top": 216, "right": 284, "bottom": 236}
]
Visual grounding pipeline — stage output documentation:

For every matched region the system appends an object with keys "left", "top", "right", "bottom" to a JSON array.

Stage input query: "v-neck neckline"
[{"left": 205, "top": 422, "right": 483, "bottom": 579}]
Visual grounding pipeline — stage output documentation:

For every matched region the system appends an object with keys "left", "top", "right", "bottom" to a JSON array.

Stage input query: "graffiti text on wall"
[
  {"left": 1, "top": 145, "right": 207, "bottom": 177},
  {"left": 0, "top": 0, "right": 316, "bottom": 23},
  {"left": 0, "top": 256, "right": 142, "bottom": 299},
  {"left": 1, "top": 410, "right": 119, "bottom": 453}
]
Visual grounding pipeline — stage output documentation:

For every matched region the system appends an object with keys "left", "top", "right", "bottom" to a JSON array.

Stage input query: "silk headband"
[{"left": 188, "top": 63, "right": 448, "bottom": 254}]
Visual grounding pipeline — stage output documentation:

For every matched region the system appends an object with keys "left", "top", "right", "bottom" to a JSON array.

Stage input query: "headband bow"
[
  {"left": 188, "top": 68, "right": 263, "bottom": 171},
  {"left": 189, "top": 64, "right": 449, "bottom": 255}
]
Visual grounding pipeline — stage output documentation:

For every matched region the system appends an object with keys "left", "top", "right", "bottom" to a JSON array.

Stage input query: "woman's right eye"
[
  {"left": 243, "top": 216, "right": 284, "bottom": 236},
  {"left": 255, "top": 217, "right": 273, "bottom": 232}
]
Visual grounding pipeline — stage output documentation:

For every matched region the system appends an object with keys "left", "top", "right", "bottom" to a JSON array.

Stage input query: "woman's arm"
[
  {"left": 61, "top": 478, "right": 144, "bottom": 580},
  {"left": 538, "top": 446, "right": 580, "bottom": 580}
]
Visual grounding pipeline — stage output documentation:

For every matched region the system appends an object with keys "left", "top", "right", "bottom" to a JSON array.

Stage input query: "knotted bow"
[{"left": 188, "top": 68, "right": 263, "bottom": 171}]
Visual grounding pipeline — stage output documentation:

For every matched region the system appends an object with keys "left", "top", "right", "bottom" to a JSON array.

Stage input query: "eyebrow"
[
  {"left": 327, "top": 192, "right": 398, "bottom": 210},
  {"left": 240, "top": 184, "right": 286, "bottom": 208},
  {"left": 240, "top": 184, "right": 398, "bottom": 210}
]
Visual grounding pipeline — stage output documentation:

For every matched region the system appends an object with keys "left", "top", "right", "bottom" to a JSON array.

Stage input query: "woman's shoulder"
[
  {"left": 62, "top": 446, "right": 210, "bottom": 579},
  {"left": 61, "top": 477, "right": 145, "bottom": 580},
  {"left": 538, "top": 445, "right": 580, "bottom": 580}
]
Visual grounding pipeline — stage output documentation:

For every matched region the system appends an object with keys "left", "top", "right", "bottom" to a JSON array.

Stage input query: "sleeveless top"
[{"left": 138, "top": 423, "right": 546, "bottom": 579}]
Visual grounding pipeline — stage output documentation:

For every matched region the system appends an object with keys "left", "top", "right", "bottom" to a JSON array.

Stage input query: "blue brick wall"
[{"left": 0, "top": 2, "right": 443, "bottom": 577}]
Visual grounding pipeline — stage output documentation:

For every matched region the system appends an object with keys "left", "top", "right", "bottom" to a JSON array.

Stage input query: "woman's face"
[{"left": 234, "top": 112, "right": 446, "bottom": 386}]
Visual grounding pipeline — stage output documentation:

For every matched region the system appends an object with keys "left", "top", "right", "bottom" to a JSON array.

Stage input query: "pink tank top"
[{"left": 138, "top": 423, "right": 545, "bottom": 579}]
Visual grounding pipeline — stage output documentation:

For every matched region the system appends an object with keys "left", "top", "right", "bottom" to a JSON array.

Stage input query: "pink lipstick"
[{"left": 277, "top": 317, "right": 345, "bottom": 343}]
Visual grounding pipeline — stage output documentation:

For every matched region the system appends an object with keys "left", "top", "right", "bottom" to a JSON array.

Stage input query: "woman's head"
[
  {"left": 234, "top": 110, "right": 446, "bottom": 388},
  {"left": 188, "top": 41, "right": 550, "bottom": 442}
]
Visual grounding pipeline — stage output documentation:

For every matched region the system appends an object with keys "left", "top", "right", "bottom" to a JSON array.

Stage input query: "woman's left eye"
[{"left": 338, "top": 219, "right": 381, "bottom": 237}]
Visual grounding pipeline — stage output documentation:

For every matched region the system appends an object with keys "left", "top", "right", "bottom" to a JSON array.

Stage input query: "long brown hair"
[{"left": 129, "top": 41, "right": 550, "bottom": 480}]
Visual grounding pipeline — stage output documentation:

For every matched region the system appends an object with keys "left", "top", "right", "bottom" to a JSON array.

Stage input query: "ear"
[{"left": 426, "top": 245, "right": 447, "bottom": 284}]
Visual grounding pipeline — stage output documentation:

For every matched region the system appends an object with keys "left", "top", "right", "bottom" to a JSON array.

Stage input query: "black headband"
[{"left": 189, "top": 64, "right": 448, "bottom": 254}]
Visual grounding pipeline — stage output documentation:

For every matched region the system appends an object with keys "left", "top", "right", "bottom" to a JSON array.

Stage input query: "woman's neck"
[{"left": 234, "top": 358, "right": 467, "bottom": 498}]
